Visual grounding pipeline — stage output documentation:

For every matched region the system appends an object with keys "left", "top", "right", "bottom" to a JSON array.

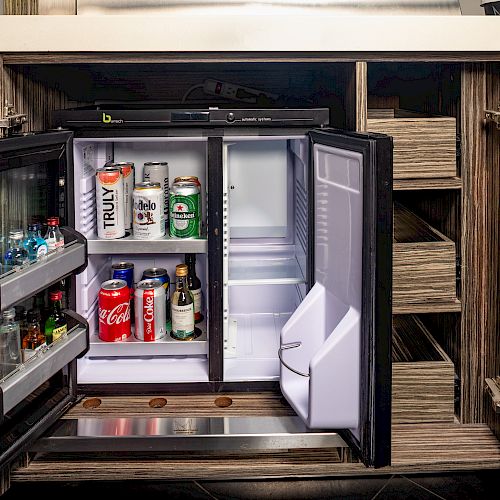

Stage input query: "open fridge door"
[{"left": 280, "top": 129, "right": 393, "bottom": 468}]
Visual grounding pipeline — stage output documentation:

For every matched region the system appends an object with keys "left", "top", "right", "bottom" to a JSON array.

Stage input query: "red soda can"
[{"left": 98, "top": 279, "right": 131, "bottom": 342}]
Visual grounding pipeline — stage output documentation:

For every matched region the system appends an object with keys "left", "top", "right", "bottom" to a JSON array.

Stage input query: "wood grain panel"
[
  {"left": 64, "top": 393, "right": 295, "bottom": 419},
  {"left": 393, "top": 203, "right": 456, "bottom": 305},
  {"left": 4, "top": 0, "right": 38, "bottom": 14},
  {"left": 392, "top": 316, "right": 455, "bottom": 424},
  {"left": 367, "top": 113, "right": 457, "bottom": 179},
  {"left": 393, "top": 177, "right": 462, "bottom": 191},
  {"left": 461, "top": 63, "right": 488, "bottom": 424},
  {"left": 484, "top": 62, "right": 500, "bottom": 439},
  {"left": 356, "top": 61, "right": 367, "bottom": 132},
  {"left": 11, "top": 424, "right": 500, "bottom": 480},
  {"left": 393, "top": 299, "right": 461, "bottom": 315}
]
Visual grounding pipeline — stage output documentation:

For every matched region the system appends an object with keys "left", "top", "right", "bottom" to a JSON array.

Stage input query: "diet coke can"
[
  {"left": 96, "top": 166, "right": 126, "bottom": 239},
  {"left": 98, "top": 279, "right": 131, "bottom": 342},
  {"left": 134, "top": 279, "right": 166, "bottom": 341}
]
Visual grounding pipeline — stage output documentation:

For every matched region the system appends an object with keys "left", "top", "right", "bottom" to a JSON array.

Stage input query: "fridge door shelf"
[
  {"left": 88, "top": 321, "right": 208, "bottom": 357},
  {"left": 87, "top": 234, "right": 207, "bottom": 255},
  {"left": 0, "top": 319, "right": 88, "bottom": 418},
  {"left": 0, "top": 227, "right": 87, "bottom": 311}
]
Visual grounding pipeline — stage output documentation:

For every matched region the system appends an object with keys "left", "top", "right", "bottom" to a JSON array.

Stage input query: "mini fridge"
[{"left": 0, "top": 104, "right": 393, "bottom": 471}]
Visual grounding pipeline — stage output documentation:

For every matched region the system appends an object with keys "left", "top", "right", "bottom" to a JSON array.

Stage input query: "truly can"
[
  {"left": 134, "top": 279, "right": 166, "bottom": 341},
  {"left": 142, "top": 267, "right": 170, "bottom": 324},
  {"left": 132, "top": 181, "right": 165, "bottom": 240},
  {"left": 96, "top": 167, "right": 126, "bottom": 239},
  {"left": 98, "top": 279, "right": 131, "bottom": 342},
  {"left": 143, "top": 162, "right": 169, "bottom": 224},
  {"left": 107, "top": 162, "right": 135, "bottom": 231},
  {"left": 170, "top": 181, "right": 201, "bottom": 238}
]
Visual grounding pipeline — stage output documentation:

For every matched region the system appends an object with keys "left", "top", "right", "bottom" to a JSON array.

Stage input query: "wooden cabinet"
[{"left": 1, "top": 53, "right": 500, "bottom": 481}]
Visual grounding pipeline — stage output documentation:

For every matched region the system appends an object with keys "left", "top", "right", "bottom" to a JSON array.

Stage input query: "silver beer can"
[
  {"left": 96, "top": 166, "right": 125, "bottom": 240},
  {"left": 143, "top": 162, "right": 169, "bottom": 224},
  {"left": 107, "top": 161, "right": 135, "bottom": 230},
  {"left": 134, "top": 279, "right": 166, "bottom": 341},
  {"left": 132, "top": 181, "right": 165, "bottom": 240}
]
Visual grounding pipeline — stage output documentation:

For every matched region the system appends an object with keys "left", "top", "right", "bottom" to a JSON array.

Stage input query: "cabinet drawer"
[
  {"left": 392, "top": 315, "right": 455, "bottom": 424},
  {"left": 367, "top": 109, "right": 456, "bottom": 179},
  {"left": 393, "top": 203, "right": 456, "bottom": 305}
]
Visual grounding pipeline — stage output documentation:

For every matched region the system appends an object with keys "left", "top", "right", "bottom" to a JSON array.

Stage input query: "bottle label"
[
  {"left": 22, "top": 343, "right": 46, "bottom": 363},
  {"left": 191, "top": 288, "right": 202, "bottom": 320},
  {"left": 36, "top": 244, "right": 48, "bottom": 259},
  {"left": 46, "top": 237, "right": 57, "bottom": 252},
  {"left": 55, "top": 239, "right": 64, "bottom": 251},
  {"left": 171, "top": 303, "right": 195, "bottom": 338},
  {"left": 52, "top": 324, "right": 67, "bottom": 342}
]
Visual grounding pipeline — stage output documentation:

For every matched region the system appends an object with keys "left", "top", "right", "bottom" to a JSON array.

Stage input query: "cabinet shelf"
[
  {"left": 393, "top": 298, "right": 461, "bottom": 315},
  {"left": 88, "top": 321, "right": 207, "bottom": 357},
  {"left": 0, "top": 228, "right": 86, "bottom": 311},
  {"left": 87, "top": 234, "right": 207, "bottom": 255},
  {"left": 393, "top": 177, "right": 462, "bottom": 191}
]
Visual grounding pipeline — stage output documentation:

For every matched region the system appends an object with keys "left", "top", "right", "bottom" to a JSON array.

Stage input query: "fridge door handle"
[{"left": 278, "top": 342, "right": 310, "bottom": 378}]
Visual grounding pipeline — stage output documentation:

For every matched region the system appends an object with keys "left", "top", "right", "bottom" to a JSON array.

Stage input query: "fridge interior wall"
[
  {"left": 224, "top": 137, "right": 309, "bottom": 381},
  {"left": 72, "top": 137, "right": 210, "bottom": 384}
]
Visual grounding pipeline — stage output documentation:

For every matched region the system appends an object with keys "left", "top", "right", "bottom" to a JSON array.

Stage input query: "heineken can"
[
  {"left": 170, "top": 181, "right": 201, "bottom": 239},
  {"left": 133, "top": 182, "right": 165, "bottom": 240},
  {"left": 144, "top": 162, "right": 169, "bottom": 225}
]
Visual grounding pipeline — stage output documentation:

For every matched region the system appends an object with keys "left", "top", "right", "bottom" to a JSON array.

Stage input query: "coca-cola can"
[
  {"left": 98, "top": 279, "right": 131, "bottom": 342},
  {"left": 96, "top": 167, "right": 126, "bottom": 240},
  {"left": 134, "top": 279, "right": 166, "bottom": 341}
]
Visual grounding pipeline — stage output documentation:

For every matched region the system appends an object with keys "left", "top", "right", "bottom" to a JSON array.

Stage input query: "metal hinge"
[
  {"left": 485, "top": 106, "right": 500, "bottom": 129},
  {"left": 0, "top": 102, "right": 27, "bottom": 134}
]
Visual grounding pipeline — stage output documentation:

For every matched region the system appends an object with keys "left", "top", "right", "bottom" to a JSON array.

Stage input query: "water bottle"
[{"left": 0, "top": 308, "right": 22, "bottom": 379}]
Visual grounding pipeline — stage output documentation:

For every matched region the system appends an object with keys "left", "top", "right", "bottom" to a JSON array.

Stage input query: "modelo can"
[
  {"left": 98, "top": 279, "right": 131, "bottom": 342},
  {"left": 170, "top": 181, "right": 201, "bottom": 238},
  {"left": 143, "top": 162, "right": 169, "bottom": 225},
  {"left": 107, "top": 161, "right": 135, "bottom": 231},
  {"left": 134, "top": 279, "right": 166, "bottom": 341},
  {"left": 142, "top": 267, "right": 170, "bottom": 324},
  {"left": 96, "top": 166, "right": 126, "bottom": 239},
  {"left": 132, "top": 181, "right": 165, "bottom": 239}
]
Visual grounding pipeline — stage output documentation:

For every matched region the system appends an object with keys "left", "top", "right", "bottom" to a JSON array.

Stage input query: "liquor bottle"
[
  {"left": 44, "top": 290, "right": 68, "bottom": 344},
  {"left": 24, "top": 222, "right": 49, "bottom": 261},
  {"left": 3, "top": 230, "right": 28, "bottom": 271},
  {"left": 44, "top": 217, "right": 64, "bottom": 253},
  {"left": 21, "top": 309, "right": 45, "bottom": 362},
  {"left": 185, "top": 253, "right": 203, "bottom": 324},
  {"left": 0, "top": 308, "right": 22, "bottom": 378},
  {"left": 170, "top": 264, "right": 195, "bottom": 340}
]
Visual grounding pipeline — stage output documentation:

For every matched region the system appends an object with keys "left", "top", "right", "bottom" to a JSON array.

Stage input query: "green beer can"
[{"left": 169, "top": 181, "right": 201, "bottom": 238}]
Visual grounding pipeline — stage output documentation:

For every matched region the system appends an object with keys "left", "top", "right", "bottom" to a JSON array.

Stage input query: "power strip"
[{"left": 203, "top": 79, "right": 279, "bottom": 104}]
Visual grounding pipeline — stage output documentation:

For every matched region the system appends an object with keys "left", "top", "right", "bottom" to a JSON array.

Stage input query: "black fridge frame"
[{"left": 309, "top": 129, "right": 393, "bottom": 468}]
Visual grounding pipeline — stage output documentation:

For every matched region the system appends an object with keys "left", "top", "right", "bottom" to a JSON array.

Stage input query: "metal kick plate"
[{"left": 31, "top": 416, "right": 347, "bottom": 452}]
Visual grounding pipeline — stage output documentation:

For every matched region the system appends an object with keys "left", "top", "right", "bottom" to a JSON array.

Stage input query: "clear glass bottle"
[
  {"left": 44, "top": 290, "right": 67, "bottom": 344},
  {"left": 170, "top": 263, "right": 195, "bottom": 340},
  {"left": 44, "top": 217, "right": 64, "bottom": 253},
  {"left": 24, "top": 223, "right": 49, "bottom": 261},
  {"left": 0, "top": 308, "right": 22, "bottom": 378},
  {"left": 185, "top": 253, "right": 203, "bottom": 324},
  {"left": 3, "top": 230, "right": 28, "bottom": 271},
  {"left": 22, "top": 309, "right": 45, "bottom": 362}
]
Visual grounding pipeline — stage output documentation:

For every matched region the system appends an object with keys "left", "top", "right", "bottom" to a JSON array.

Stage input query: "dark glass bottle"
[
  {"left": 22, "top": 309, "right": 45, "bottom": 362},
  {"left": 44, "top": 290, "right": 67, "bottom": 344},
  {"left": 185, "top": 254, "right": 203, "bottom": 324}
]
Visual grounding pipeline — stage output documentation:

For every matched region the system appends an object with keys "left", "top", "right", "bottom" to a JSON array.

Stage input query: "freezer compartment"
[
  {"left": 73, "top": 137, "right": 208, "bottom": 253},
  {"left": 224, "top": 284, "right": 305, "bottom": 381}
]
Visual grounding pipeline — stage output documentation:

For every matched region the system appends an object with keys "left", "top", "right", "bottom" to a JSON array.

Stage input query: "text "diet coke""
[
  {"left": 134, "top": 279, "right": 165, "bottom": 341},
  {"left": 98, "top": 279, "right": 131, "bottom": 342}
]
